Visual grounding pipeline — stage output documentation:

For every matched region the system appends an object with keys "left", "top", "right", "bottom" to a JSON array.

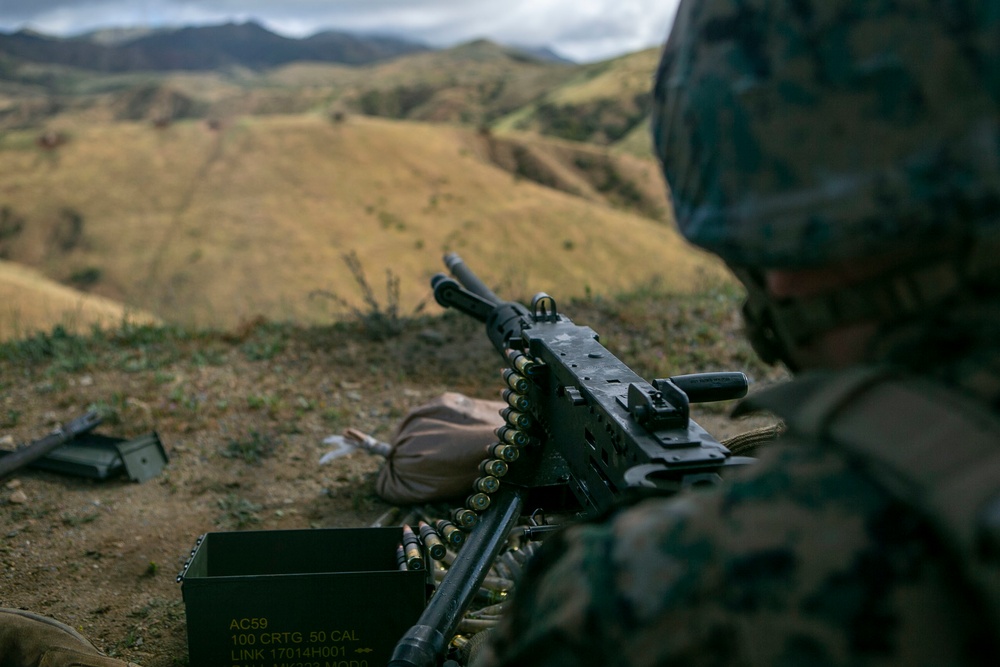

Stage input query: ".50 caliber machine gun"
[{"left": 389, "top": 254, "right": 753, "bottom": 667}]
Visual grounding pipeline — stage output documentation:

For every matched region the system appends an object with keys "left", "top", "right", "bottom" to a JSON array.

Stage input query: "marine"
[{"left": 474, "top": 0, "right": 1000, "bottom": 665}]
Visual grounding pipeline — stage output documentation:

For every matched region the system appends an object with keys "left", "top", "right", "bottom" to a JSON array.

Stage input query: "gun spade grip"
[{"left": 669, "top": 372, "right": 749, "bottom": 403}]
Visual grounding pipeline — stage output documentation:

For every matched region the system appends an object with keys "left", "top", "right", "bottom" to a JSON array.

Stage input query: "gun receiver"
[
  {"left": 434, "top": 254, "right": 750, "bottom": 505},
  {"left": 390, "top": 254, "right": 751, "bottom": 667}
]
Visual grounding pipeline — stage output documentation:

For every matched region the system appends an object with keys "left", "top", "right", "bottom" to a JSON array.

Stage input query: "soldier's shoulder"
[
  {"left": 588, "top": 433, "right": 983, "bottom": 663},
  {"left": 483, "top": 436, "right": 990, "bottom": 667}
]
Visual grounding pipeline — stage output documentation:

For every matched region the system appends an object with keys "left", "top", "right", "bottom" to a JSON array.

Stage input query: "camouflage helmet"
[{"left": 652, "top": 0, "right": 1000, "bottom": 269}]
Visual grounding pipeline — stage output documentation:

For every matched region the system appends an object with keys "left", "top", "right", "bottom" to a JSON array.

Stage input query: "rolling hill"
[
  {"left": 0, "top": 113, "right": 720, "bottom": 332},
  {"left": 0, "top": 29, "right": 699, "bottom": 339},
  {"left": 0, "top": 35, "right": 655, "bottom": 153},
  {"left": 492, "top": 48, "right": 661, "bottom": 155},
  {"left": 0, "top": 258, "right": 158, "bottom": 340}
]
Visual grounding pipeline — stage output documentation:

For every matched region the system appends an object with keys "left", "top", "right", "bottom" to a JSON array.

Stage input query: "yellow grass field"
[
  {"left": 546, "top": 49, "right": 661, "bottom": 105},
  {"left": 0, "top": 259, "right": 158, "bottom": 340},
  {"left": 0, "top": 112, "right": 725, "bottom": 330}
]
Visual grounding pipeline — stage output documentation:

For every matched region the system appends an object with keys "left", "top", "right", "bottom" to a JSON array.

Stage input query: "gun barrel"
[
  {"left": 443, "top": 253, "right": 501, "bottom": 305},
  {"left": 389, "top": 486, "right": 525, "bottom": 667}
]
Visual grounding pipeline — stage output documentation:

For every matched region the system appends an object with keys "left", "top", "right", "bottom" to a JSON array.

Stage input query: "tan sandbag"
[
  {"left": 375, "top": 392, "right": 505, "bottom": 504},
  {"left": 0, "top": 608, "right": 136, "bottom": 667}
]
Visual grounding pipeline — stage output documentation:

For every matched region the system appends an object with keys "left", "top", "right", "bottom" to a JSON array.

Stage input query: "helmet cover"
[{"left": 652, "top": 0, "right": 1000, "bottom": 268}]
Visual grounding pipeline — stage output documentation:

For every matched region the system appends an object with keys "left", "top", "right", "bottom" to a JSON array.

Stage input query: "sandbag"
[
  {"left": 375, "top": 392, "right": 504, "bottom": 504},
  {"left": 0, "top": 608, "right": 136, "bottom": 667}
]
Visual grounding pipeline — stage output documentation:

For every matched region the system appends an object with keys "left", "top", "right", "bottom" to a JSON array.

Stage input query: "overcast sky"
[{"left": 0, "top": 0, "right": 681, "bottom": 63}]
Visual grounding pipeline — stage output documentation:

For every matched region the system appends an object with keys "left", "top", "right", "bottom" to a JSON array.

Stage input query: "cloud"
[{"left": 0, "top": 0, "right": 680, "bottom": 62}]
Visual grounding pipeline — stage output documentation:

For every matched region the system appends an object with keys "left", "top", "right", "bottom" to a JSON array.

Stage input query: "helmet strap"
[{"left": 732, "top": 258, "right": 967, "bottom": 372}]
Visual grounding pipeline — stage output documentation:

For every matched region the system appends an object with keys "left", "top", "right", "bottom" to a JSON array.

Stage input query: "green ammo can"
[{"left": 178, "top": 527, "right": 427, "bottom": 667}]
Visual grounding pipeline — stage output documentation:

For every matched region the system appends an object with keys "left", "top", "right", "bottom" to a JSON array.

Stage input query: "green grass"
[
  {"left": 0, "top": 281, "right": 779, "bottom": 405},
  {"left": 0, "top": 319, "right": 211, "bottom": 373},
  {"left": 222, "top": 430, "right": 277, "bottom": 464},
  {"left": 216, "top": 494, "right": 263, "bottom": 529}
]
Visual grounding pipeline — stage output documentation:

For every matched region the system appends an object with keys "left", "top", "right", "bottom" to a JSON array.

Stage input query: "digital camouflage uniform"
[{"left": 474, "top": 1, "right": 1000, "bottom": 665}]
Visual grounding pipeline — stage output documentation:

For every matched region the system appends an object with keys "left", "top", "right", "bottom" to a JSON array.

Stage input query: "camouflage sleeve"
[{"left": 472, "top": 440, "right": 990, "bottom": 667}]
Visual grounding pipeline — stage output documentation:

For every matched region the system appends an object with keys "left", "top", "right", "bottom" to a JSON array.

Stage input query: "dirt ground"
[{"left": 0, "top": 296, "right": 780, "bottom": 666}]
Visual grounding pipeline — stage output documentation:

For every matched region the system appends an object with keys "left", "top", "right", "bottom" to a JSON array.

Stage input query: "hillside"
[
  {"left": 0, "top": 33, "right": 682, "bottom": 339},
  {"left": 0, "top": 113, "right": 719, "bottom": 332},
  {"left": 0, "top": 258, "right": 159, "bottom": 339},
  {"left": 493, "top": 48, "right": 661, "bottom": 153},
  {"left": 0, "top": 39, "right": 577, "bottom": 130},
  {"left": 0, "top": 37, "right": 656, "bottom": 154},
  {"left": 328, "top": 40, "right": 577, "bottom": 125}
]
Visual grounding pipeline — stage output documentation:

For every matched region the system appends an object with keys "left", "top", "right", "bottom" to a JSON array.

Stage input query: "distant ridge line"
[{"left": 0, "top": 21, "right": 575, "bottom": 72}]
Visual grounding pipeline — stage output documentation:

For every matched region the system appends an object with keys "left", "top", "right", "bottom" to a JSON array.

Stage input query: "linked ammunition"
[
  {"left": 402, "top": 525, "right": 425, "bottom": 571},
  {"left": 480, "top": 575, "right": 513, "bottom": 592},
  {"left": 499, "top": 551, "right": 522, "bottom": 579},
  {"left": 502, "top": 388, "right": 530, "bottom": 412},
  {"left": 473, "top": 475, "right": 500, "bottom": 494},
  {"left": 468, "top": 601, "right": 508, "bottom": 617},
  {"left": 505, "top": 349, "right": 538, "bottom": 377},
  {"left": 464, "top": 613, "right": 505, "bottom": 622},
  {"left": 488, "top": 442, "right": 520, "bottom": 462},
  {"left": 452, "top": 508, "right": 478, "bottom": 530},
  {"left": 399, "top": 508, "right": 421, "bottom": 529},
  {"left": 418, "top": 521, "right": 447, "bottom": 561},
  {"left": 501, "top": 407, "right": 532, "bottom": 430},
  {"left": 495, "top": 426, "right": 528, "bottom": 447},
  {"left": 473, "top": 587, "right": 507, "bottom": 605},
  {"left": 371, "top": 506, "right": 401, "bottom": 528},
  {"left": 502, "top": 368, "right": 529, "bottom": 394},
  {"left": 510, "top": 542, "right": 539, "bottom": 564},
  {"left": 395, "top": 544, "right": 408, "bottom": 571},
  {"left": 490, "top": 558, "right": 514, "bottom": 581},
  {"left": 457, "top": 618, "right": 500, "bottom": 634},
  {"left": 436, "top": 519, "right": 466, "bottom": 548},
  {"left": 431, "top": 569, "right": 512, "bottom": 592},
  {"left": 479, "top": 458, "right": 509, "bottom": 478},
  {"left": 466, "top": 492, "right": 491, "bottom": 511}
]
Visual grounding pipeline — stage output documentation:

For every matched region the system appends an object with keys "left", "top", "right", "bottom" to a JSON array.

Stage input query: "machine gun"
[{"left": 389, "top": 254, "right": 753, "bottom": 667}]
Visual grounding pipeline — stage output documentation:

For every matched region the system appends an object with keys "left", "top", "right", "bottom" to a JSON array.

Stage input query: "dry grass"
[
  {"left": 492, "top": 48, "right": 660, "bottom": 150},
  {"left": 0, "top": 259, "right": 158, "bottom": 341},
  {"left": 0, "top": 113, "right": 724, "bottom": 333},
  {"left": 547, "top": 49, "right": 661, "bottom": 106}
]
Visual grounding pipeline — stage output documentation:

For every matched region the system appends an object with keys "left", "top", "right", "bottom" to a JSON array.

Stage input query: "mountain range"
[
  {"left": 0, "top": 22, "right": 695, "bottom": 338},
  {"left": 0, "top": 21, "right": 572, "bottom": 72}
]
